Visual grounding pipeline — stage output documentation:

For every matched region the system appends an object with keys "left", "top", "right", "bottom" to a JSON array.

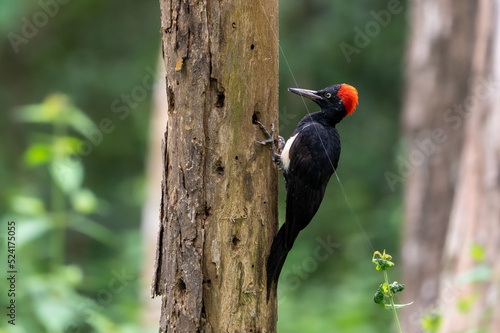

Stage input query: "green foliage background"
[{"left": 0, "top": 0, "right": 407, "bottom": 332}]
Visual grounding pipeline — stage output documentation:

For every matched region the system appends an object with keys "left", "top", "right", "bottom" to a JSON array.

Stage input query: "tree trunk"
[
  {"left": 151, "top": 0, "right": 279, "bottom": 332},
  {"left": 401, "top": 0, "right": 500, "bottom": 331},
  {"left": 400, "top": 1, "right": 477, "bottom": 330},
  {"left": 438, "top": 0, "right": 500, "bottom": 331}
]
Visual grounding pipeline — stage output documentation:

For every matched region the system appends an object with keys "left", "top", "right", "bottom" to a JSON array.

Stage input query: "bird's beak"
[{"left": 288, "top": 88, "right": 321, "bottom": 101}]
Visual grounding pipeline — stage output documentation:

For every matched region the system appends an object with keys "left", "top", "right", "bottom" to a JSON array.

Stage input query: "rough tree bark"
[
  {"left": 401, "top": 0, "right": 500, "bottom": 331},
  {"left": 151, "top": 0, "right": 279, "bottom": 332},
  {"left": 400, "top": 1, "right": 477, "bottom": 330}
]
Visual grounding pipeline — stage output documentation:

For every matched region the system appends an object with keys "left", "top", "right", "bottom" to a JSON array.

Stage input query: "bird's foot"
[
  {"left": 277, "top": 136, "right": 285, "bottom": 154},
  {"left": 254, "top": 121, "right": 283, "bottom": 168},
  {"left": 254, "top": 121, "right": 274, "bottom": 145}
]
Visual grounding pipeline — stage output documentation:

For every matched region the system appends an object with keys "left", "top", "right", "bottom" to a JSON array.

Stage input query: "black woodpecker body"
[{"left": 256, "top": 83, "right": 359, "bottom": 301}]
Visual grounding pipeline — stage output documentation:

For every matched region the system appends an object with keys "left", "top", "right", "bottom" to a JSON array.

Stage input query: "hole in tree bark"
[
  {"left": 252, "top": 112, "right": 260, "bottom": 124},
  {"left": 216, "top": 92, "right": 225, "bottom": 108},
  {"left": 215, "top": 160, "right": 225, "bottom": 178},
  {"left": 204, "top": 202, "right": 212, "bottom": 217},
  {"left": 167, "top": 85, "right": 175, "bottom": 114},
  {"left": 176, "top": 279, "right": 186, "bottom": 294},
  {"left": 250, "top": 44, "right": 255, "bottom": 50},
  {"left": 201, "top": 305, "right": 206, "bottom": 320},
  {"left": 232, "top": 236, "right": 240, "bottom": 247}
]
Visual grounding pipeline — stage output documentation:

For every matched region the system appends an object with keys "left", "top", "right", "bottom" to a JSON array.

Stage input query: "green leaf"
[
  {"left": 372, "top": 250, "right": 395, "bottom": 271},
  {"left": 35, "top": 294, "right": 76, "bottom": 332},
  {"left": 390, "top": 282, "right": 405, "bottom": 293},
  {"left": 15, "top": 104, "right": 55, "bottom": 123},
  {"left": 457, "top": 293, "right": 478, "bottom": 313},
  {"left": 66, "top": 105, "right": 100, "bottom": 141},
  {"left": 421, "top": 312, "right": 441, "bottom": 333},
  {"left": 384, "top": 302, "right": 414, "bottom": 309},
  {"left": 58, "top": 265, "right": 84, "bottom": 286},
  {"left": 53, "top": 136, "right": 82, "bottom": 156},
  {"left": 24, "top": 143, "right": 51, "bottom": 167},
  {"left": 71, "top": 188, "right": 98, "bottom": 214},
  {"left": 9, "top": 196, "right": 46, "bottom": 216},
  {"left": 15, "top": 94, "right": 98, "bottom": 141},
  {"left": 16, "top": 217, "right": 52, "bottom": 247},
  {"left": 470, "top": 243, "right": 486, "bottom": 263},
  {"left": 16, "top": 94, "right": 70, "bottom": 124},
  {"left": 49, "top": 159, "right": 84, "bottom": 194},
  {"left": 373, "top": 287, "right": 385, "bottom": 308}
]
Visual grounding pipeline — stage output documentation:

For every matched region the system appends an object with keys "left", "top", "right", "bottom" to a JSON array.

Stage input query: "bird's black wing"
[{"left": 283, "top": 123, "right": 340, "bottom": 250}]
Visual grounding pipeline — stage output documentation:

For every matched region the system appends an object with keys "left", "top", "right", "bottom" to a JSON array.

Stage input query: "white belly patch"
[{"left": 281, "top": 134, "right": 297, "bottom": 171}]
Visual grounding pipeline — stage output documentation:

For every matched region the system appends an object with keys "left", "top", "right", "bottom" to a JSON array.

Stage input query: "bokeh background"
[{"left": 1, "top": 0, "right": 409, "bottom": 332}]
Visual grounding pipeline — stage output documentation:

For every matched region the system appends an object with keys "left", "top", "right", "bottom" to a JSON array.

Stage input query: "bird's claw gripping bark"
[
  {"left": 277, "top": 136, "right": 285, "bottom": 154},
  {"left": 254, "top": 121, "right": 283, "bottom": 168},
  {"left": 255, "top": 121, "right": 275, "bottom": 146}
]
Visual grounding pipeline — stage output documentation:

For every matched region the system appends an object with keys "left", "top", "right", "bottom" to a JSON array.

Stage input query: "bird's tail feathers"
[{"left": 266, "top": 225, "right": 288, "bottom": 302}]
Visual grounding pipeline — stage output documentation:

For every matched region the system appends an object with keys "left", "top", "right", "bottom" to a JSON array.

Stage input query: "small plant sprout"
[{"left": 372, "top": 250, "right": 412, "bottom": 333}]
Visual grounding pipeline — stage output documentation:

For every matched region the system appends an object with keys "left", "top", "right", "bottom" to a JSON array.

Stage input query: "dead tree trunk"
[
  {"left": 151, "top": 0, "right": 279, "bottom": 332},
  {"left": 401, "top": 0, "right": 500, "bottom": 331}
]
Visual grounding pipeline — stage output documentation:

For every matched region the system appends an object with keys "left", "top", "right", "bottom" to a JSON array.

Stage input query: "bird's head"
[{"left": 288, "top": 84, "right": 358, "bottom": 122}]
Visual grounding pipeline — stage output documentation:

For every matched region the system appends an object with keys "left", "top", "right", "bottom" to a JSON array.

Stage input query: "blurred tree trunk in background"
[
  {"left": 151, "top": 0, "right": 279, "bottom": 332},
  {"left": 400, "top": 1, "right": 476, "bottom": 330},
  {"left": 141, "top": 52, "right": 165, "bottom": 329},
  {"left": 402, "top": 0, "right": 500, "bottom": 331},
  {"left": 438, "top": 0, "right": 500, "bottom": 331}
]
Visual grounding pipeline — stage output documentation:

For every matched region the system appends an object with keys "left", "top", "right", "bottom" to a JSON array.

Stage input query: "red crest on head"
[{"left": 337, "top": 84, "right": 359, "bottom": 117}]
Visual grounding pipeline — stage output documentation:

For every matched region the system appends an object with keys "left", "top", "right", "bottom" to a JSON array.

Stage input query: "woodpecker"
[{"left": 255, "top": 83, "right": 359, "bottom": 301}]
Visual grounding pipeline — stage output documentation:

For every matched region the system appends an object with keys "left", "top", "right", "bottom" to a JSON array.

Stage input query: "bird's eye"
[{"left": 325, "top": 93, "right": 332, "bottom": 98}]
